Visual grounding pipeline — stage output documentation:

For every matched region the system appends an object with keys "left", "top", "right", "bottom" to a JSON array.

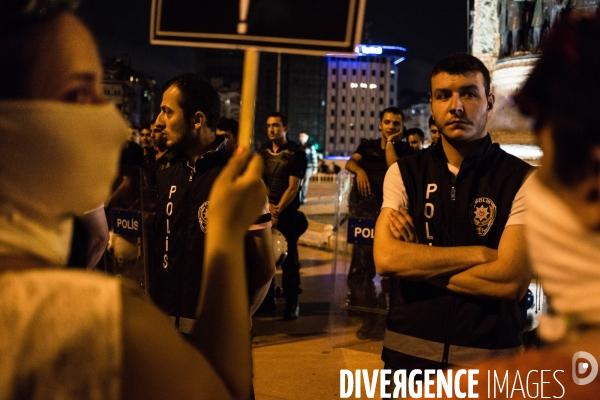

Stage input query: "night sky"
[{"left": 78, "top": 0, "right": 467, "bottom": 94}]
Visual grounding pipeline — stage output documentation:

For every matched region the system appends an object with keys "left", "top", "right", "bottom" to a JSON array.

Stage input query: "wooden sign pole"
[{"left": 238, "top": 48, "right": 260, "bottom": 149}]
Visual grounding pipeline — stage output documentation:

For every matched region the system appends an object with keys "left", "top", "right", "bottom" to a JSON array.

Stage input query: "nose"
[
  {"left": 449, "top": 94, "right": 464, "bottom": 114},
  {"left": 155, "top": 112, "right": 166, "bottom": 129}
]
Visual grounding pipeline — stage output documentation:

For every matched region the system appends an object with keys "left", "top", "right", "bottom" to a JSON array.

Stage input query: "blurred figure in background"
[
  {"left": 298, "top": 131, "right": 318, "bottom": 204},
  {"left": 406, "top": 127, "right": 425, "bottom": 151},
  {"left": 428, "top": 115, "right": 440, "bottom": 147},
  {"left": 216, "top": 116, "right": 239, "bottom": 155}
]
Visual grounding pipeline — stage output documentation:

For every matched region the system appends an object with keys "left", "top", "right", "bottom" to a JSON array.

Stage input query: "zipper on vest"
[{"left": 451, "top": 186, "right": 456, "bottom": 201}]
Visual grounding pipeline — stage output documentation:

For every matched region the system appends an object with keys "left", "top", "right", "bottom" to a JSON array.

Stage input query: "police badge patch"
[
  {"left": 471, "top": 197, "right": 496, "bottom": 236},
  {"left": 198, "top": 201, "right": 209, "bottom": 233}
]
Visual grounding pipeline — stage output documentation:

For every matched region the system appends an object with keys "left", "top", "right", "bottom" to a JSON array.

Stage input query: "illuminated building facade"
[{"left": 325, "top": 45, "right": 406, "bottom": 156}]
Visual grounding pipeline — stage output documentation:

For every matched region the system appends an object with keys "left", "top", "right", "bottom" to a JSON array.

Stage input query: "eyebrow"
[{"left": 68, "top": 72, "right": 98, "bottom": 82}]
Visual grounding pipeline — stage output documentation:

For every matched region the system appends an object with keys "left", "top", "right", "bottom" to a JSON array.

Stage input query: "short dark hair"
[
  {"left": 406, "top": 127, "right": 425, "bottom": 140},
  {"left": 162, "top": 73, "right": 221, "bottom": 131},
  {"left": 514, "top": 11, "right": 600, "bottom": 187},
  {"left": 428, "top": 116, "right": 436, "bottom": 127},
  {"left": 379, "top": 107, "right": 404, "bottom": 121},
  {"left": 216, "top": 117, "right": 239, "bottom": 139},
  {"left": 267, "top": 112, "right": 288, "bottom": 127},
  {"left": 430, "top": 53, "right": 491, "bottom": 96},
  {"left": 130, "top": 125, "right": 141, "bottom": 131}
]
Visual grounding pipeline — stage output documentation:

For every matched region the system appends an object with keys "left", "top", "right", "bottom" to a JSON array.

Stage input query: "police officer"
[{"left": 258, "top": 112, "right": 307, "bottom": 320}]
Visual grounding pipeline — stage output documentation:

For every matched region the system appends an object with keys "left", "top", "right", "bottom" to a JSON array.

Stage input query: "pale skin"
[
  {"left": 345, "top": 111, "right": 404, "bottom": 196},
  {"left": 3, "top": 11, "right": 259, "bottom": 399},
  {"left": 374, "top": 71, "right": 531, "bottom": 301}
]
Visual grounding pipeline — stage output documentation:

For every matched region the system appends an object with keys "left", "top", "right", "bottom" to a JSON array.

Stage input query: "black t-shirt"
[{"left": 354, "top": 138, "right": 414, "bottom": 195}]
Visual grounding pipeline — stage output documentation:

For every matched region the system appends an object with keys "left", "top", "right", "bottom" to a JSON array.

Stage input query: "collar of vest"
[
  {"left": 176, "top": 135, "right": 229, "bottom": 171},
  {"left": 260, "top": 140, "right": 300, "bottom": 154},
  {"left": 433, "top": 133, "right": 494, "bottom": 173}
]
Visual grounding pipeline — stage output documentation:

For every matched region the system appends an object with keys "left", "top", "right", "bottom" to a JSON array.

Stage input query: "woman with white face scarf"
[{"left": 0, "top": 2, "right": 263, "bottom": 399}]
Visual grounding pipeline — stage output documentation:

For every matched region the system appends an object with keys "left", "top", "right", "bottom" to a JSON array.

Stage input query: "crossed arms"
[{"left": 373, "top": 207, "right": 532, "bottom": 301}]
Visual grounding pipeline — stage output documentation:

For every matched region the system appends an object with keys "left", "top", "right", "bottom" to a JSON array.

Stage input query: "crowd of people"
[{"left": 2, "top": 0, "right": 600, "bottom": 398}]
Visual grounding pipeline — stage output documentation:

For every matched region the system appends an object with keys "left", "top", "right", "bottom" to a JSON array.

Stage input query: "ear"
[
  {"left": 487, "top": 93, "right": 495, "bottom": 111},
  {"left": 193, "top": 111, "right": 206, "bottom": 130}
]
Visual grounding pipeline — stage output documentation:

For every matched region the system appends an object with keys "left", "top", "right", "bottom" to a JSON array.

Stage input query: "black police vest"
[
  {"left": 259, "top": 141, "right": 303, "bottom": 206},
  {"left": 151, "top": 140, "right": 229, "bottom": 332},
  {"left": 383, "top": 135, "right": 532, "bottom": 369}
]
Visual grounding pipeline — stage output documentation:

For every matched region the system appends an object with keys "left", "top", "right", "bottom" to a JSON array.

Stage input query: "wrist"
[{"left": 386, "top": 140, "right": 395, "bottom": 145}]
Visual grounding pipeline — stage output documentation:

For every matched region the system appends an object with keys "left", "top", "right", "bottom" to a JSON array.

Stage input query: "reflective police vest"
[{"left": 383, "top": 135, "right": 532, "bottom": 370}]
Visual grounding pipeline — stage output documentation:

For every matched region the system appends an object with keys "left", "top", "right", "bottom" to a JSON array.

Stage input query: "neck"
[
  {"left": 155, "top": 147, "right": 167, "bottom": 160},
  {"left": 271, "top": 136, "right": 287, "bottom": 152},
  {"left": 185, "top": 128, "right": 217, "bottom": 162},
  {"left": 441, "top": 135, "right": 487, "bottom": 170}
]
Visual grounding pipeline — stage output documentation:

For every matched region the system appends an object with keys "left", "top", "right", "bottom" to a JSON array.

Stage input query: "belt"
[{"left": 384, "top": 330, "right": 523, "bottom": 367}]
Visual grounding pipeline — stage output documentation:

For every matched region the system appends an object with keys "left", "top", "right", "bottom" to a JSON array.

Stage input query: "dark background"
[{"left": 79, "top": 0, "right": 468, "bottom": 94}]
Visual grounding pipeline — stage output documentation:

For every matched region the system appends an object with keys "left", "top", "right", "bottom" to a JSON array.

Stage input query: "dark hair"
[
  {"left": 267, "top": 112, "right": 288, "bottom": 127},
  {"left": 216, "top": 117, "right": 239, "bottom": 139},
  {"left": 130, "top": 125, "right": 141, "bottom": 131},
  {"left": 430, "top": 53, "right": 491, "bottom": 95},
  {"left": 428, "top": 116, "right": 436, "bottom": 127},
  {"left": 162, "top": 73, "right": 221, "bottom": 131},
  {"left": 406, "top": 127, "right": 425, "bottom": 140},
  {"left": 0, "top": 1, "right": 79, "bottom": 99},
  {"left": 379, "top": 107, "right": 404, "bottom": 121},
  {"left": 514, "top": 11, "right": 600, "bottom": 186}
]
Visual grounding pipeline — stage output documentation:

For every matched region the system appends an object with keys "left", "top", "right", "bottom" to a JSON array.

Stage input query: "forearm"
[
  {"left": 246, "top": 229, "right": 276, "bottom": 316},
  {"left": 444, "top": 225, "right": 532, "bottom": 301},
  {"left": 277, "top": 185, "right": 299, "bottom": 212},
  {"left": 444, "top": 261, "right": 532, "bottom": 301},
  {"left": 385, "top": 142, "right": 400, "bottom": 167},
  {"left": 192, "top": 227, "right": 252, "bottom": 400},
  {"left": 374, "top": 208, "right": 496, "bottom": 280},
  {"left": 345, "top": 158, "right": 364, "bottom": 175}
]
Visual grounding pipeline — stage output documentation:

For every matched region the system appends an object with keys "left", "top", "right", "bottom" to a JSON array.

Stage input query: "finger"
[
  {"left": 397, "top": 207, "right": 417, "bottom": 232},
  {"left": 388, "top": 210, "right": 416, "bottom": 242},
  {"left": 365, "top": 182, "right": 371, "bottom": 196}
]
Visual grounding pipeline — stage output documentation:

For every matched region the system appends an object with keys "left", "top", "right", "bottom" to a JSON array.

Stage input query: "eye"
[{"left": 61, "top": 88, "right": 96, "bottom": 103}]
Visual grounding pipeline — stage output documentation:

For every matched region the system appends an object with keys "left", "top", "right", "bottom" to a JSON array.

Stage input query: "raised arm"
[
  {"left": 441, "top": 224, "right": 532, "bottom": 301},
  {"left": 121, "top": 147, "right": 264, "bottom": 400},
  {"left": 384, "top": 137, "right": 401, "bottom": 167},
  {"left": 373, "top": 207, "right": 497, "bottom": 280}
]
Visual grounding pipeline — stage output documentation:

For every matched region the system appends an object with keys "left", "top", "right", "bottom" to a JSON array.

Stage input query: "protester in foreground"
[{"left": 0, "top": 2, "right": 261, "bottom": 398}]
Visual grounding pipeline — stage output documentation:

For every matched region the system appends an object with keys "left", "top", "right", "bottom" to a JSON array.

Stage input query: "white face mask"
[
  {"left": 526, "top": 173, "right": 600, "bottom": 339},
  {"left": 0, "top": 100, "right": 128, "bottom": 265}
]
